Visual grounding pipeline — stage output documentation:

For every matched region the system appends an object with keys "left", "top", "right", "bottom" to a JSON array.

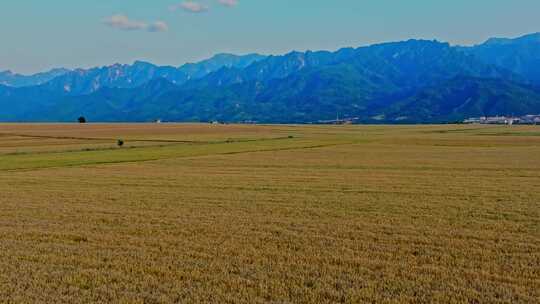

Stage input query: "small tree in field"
[
  {"left": 117, "top": 139, "right": 124, "bottom": 147},
  {"left": 78, "top": 116, "right": 87, "bottom": 123}
]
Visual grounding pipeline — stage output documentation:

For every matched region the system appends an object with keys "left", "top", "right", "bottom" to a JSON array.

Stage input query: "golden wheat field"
[{"left": 0, "top": 123, "right": 539, "bottom": 303}]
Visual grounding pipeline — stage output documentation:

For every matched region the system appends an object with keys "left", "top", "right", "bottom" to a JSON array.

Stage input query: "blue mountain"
[
  {"left": 1, "top": 33, "right": 540, "bottom": 123},
  {"left": 461, "top": 32, "right": 540, "bottom": 84},
  {"left": 0, "top": 68, "right": 70, "bottom": 87},
  {"left": 36, "top": 54, "right": 266, "bottom": 95}
]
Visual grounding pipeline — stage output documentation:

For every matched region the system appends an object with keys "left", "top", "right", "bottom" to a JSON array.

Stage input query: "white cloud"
[
  {"left": 218, "top": 0, "right": 238, "bottom": 7},
  {"left": 104, "top": 14, "right": 168, "bottom": 33},
  {"left": 148, "top": 21, "right": 169, "bottom": 32},
  {"left": 104, "top": 14, "right": 147, "bottom": 31},
  {"left": 170, "top": 2, "right": 209, "bottom": 13}
]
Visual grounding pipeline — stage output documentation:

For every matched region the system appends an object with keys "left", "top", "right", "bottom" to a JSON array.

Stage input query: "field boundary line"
[
  {"left": 0, "top": 134, "right": 295, "bottom": 157},
  {"left": 0, "top": 131, "right": 293, "bottom": 144}
]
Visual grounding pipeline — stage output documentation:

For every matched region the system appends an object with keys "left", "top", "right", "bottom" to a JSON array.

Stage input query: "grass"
[{"left": 0, "top": 123, "right": 538, "bottom": 303}]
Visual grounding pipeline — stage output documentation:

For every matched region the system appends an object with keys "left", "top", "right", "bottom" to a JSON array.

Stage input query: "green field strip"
[{"left": 0, "top": 137, "right": 352, "bottom": 171}]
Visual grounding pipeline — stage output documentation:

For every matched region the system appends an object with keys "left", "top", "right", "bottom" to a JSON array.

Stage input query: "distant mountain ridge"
[
  {"left": 1, "top": 33, "right": 540, "bottom": 123},
  {"left": 36, "top": 53, "right": 267, "bottom": 95},
  {"left": 0, "top": 68, "right": 71, "bottom": 87},
  {"left": 460, "top": 32, "right": 540, "bottom": 84}
]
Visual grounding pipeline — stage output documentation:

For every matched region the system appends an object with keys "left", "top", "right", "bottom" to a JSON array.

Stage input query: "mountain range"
[{"left": 2, "top": 33, "right": 540, "bottom": 123}]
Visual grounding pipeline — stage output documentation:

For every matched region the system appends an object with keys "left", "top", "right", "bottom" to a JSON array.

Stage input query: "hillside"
[
  {"left": 380, "top": 77, "right": 540, "bottom": 123},
  {"left": 461, "top": 33, "right": 540, "bottom": 84}
]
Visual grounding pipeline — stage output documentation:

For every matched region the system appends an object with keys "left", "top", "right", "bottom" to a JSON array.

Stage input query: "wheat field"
[{"left": 0, "top": 123, "right": 538, "bottom": 303}]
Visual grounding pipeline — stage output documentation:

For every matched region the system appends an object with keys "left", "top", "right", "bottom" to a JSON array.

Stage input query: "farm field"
[{"left": 0, "top": 123, "right": 539, "bottom": 303}]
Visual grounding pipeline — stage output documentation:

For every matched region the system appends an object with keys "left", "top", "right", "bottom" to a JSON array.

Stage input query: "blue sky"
[{"left": 1, "top": 0, "right": 539, "bottom": 74}]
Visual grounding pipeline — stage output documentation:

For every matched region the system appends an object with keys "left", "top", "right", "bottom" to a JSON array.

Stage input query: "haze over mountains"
[{"left": 2, "top": 33, "right": 540, "bottom": 123}]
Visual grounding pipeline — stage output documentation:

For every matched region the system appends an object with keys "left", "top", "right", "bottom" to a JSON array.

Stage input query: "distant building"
[
  {"left": 464, "top": 117, "right": 483, "bottom": 124},
  {"left": 519, "top": 115, "right": 540, "bottom": 125},
  {"left": 317, "top": 117, "right": 360, "bottom": 124},
  {"left": 464, "top": 114, "right": 540, "bottom": 125}
]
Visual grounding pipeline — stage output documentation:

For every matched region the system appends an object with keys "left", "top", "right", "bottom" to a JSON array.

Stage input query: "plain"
[{"left": 0, "top": 123, "right": 539, "bottom": 303}]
